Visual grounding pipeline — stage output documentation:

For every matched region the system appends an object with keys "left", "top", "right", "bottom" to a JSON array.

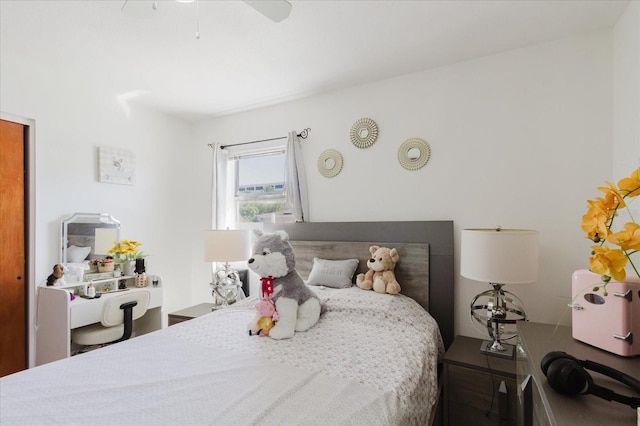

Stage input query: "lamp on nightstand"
[
  {"left": 461, "top": 227, "right": 539, "bottom": 358},
  {"left": 204, "top": 230, "right": 251, "bottom": 308}
]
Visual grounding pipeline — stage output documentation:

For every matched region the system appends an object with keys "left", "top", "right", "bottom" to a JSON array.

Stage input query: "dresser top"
[{"left": 518, "top": 322, "right": 640, "bottom": 425}]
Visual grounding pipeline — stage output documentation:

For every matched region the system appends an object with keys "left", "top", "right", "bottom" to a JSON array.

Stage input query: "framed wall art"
[{"left": 98, "top": 146, "right": 136, "bottom": 185}]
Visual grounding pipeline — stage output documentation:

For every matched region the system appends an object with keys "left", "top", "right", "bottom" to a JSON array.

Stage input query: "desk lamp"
[
  {"left": 204, "top": 230, "right": 251, "bottom": 308},
  {"left": 461, "top": 227, "right": 539, "bottom": 358}
]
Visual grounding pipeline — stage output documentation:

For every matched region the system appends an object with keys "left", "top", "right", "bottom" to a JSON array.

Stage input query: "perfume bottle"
[{"left": 134, "top": 258, "right": 148, "bottom": 287}]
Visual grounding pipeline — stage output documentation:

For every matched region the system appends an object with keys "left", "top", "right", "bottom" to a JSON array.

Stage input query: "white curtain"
[
  {"left": 210, "top": 144, "right": 246, "bottom": 301},
  {"left": 285, "top": 130, "right": 309, "bottom": 222},
  {"left": 211, "top": 143, "right": 229, "bottom": 229}
]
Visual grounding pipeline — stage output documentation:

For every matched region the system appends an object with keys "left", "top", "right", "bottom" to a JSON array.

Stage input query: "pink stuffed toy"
[
  {"left": 249, "top": 299, "right": 280, "bottom": 336},
  {"left": 249, "top": 276, "right": 280, "bottom": 337}
]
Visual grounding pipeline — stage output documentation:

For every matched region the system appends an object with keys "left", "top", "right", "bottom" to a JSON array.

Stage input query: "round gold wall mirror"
[
  {"left": 317, "top": 149, "right": 343, "bottom": 178},
  {"left": 350, "top": 118, "right": 378, "bottom": 148},
  {"left": 398, "top": 138, "right": 431, "bottom": 170}
]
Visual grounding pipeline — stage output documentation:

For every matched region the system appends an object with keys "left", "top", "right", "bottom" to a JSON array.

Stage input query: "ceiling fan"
[{"left": 121, "top": 0, "right": 292, "bottom": 38}]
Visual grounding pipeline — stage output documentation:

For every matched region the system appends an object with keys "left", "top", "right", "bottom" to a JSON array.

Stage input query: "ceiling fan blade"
[
  {"left": 121, "top": 0, "right": 158, "bottom": 19},
  {"left": 244, "top": 0, "right": 292, "bottom": 22}
]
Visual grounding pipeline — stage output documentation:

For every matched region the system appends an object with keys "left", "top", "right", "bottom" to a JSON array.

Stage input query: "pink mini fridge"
[{"left": 572, "top": 269, "right": 640, "bottom": 357}]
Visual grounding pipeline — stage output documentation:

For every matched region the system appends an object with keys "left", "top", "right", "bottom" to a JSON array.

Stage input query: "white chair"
[{"left": 72, "top": 291, "right": 150, "bottom": 348}]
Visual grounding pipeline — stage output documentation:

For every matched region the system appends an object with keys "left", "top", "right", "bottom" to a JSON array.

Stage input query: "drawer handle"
[
  {"left": 568, "top": 303, "right": 583, "bottom": 310},
  {"left": 613, "top": 289, "right": 632, "bottom": 301},
  {"left": 613, "top": 332, "right": 633, "bottom": 345}
]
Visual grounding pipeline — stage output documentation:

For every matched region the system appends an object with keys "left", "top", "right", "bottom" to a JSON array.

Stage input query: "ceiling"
[{"left": 0, "top": 0, "right": 629, "bottom": 122}]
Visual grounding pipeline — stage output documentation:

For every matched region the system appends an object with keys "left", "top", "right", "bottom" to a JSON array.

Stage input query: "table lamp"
[
  {"left": 460, "top": 227, "right": 539, "bottom": 358},
  {"left": 204, "top": 230, "right": 252, "bottom": 308}
]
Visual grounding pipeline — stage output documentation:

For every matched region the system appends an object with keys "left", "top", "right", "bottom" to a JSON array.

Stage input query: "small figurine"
[{"left": 46, "top": 264, "right": 65, "bottom": 286}]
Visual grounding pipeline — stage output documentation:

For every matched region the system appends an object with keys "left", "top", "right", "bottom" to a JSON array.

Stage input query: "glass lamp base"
[{"left": 480, "top": 340, "right": 515, "bottom": 359}]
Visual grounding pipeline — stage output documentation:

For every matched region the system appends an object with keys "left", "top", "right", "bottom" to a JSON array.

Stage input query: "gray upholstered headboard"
[{"left": 263, "top": 221, "right": 454, "bottom": 349}]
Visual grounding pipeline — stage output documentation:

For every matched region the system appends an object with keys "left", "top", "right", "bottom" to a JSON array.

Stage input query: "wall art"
[
  {"left": 350, "top": 118, "right": 378, "bottom": 148},
  {"left": 98, "top": 146, "right": 136, "bottom": 185}
]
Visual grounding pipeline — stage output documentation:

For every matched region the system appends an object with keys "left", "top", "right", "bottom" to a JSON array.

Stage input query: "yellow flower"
[
  {"left": 107, "top": 239, "right": 144, "bottom": 261},
  {"left": 581, "top": 200, "right": 611, "bottom": 240},
  {"left": 589, "top": 245, "right": 628, "bottom": 282},
  {"left": 607, "top": 222, "right": 640, "bottom": 251},
  {"left": 583, "top": 167, "right": 639, "bottom": 289},
  {"left": 597, "top": 181, "right": 626, "bottom": 210},
  {"left": 617, "top": 167, "right": 640, "bottom": 198}
]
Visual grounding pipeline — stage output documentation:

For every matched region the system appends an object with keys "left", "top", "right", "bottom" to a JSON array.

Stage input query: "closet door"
[{"left": 0, "top": 119, "right": 26, "bottom": 376}]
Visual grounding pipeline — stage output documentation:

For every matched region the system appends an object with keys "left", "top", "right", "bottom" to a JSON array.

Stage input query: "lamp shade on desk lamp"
[{"left": 204, "top": 230, "right": 252, "bottom": 262}]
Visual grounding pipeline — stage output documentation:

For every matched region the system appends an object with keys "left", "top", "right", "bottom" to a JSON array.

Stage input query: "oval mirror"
[
  {"left": 61, "top": 213, "right": 121, "bottom": 264},
  {"left": 324, "top": 157, "right": 336, "bottom": 170},
  {"left": 407, "top": 147, "right": 421, "bottom": 160}
]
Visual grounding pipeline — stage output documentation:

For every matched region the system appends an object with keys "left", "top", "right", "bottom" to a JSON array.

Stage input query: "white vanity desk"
[{"left": 36, "top": 280, "right": 163, "bottom": 366}]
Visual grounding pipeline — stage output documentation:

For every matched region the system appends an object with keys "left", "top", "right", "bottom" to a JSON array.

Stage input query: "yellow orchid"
[
  {"left": 589, "top": 245, "right": 628, "bottom": 282},
  {"left": 583, "top": 167, "right": 639, "bottom": 291},
  {"left": 617, "top": 167, "right": 640, "bottom": 198},
  {"left": 581, "top": 201, "right": 611, "bottom": 241},
  {"left": 607, "top": 222, "right": 640, "bottom": 251}
]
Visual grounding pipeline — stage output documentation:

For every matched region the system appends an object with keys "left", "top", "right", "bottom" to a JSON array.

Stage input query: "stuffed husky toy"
[{"left": 247, "top": 230, "right": 321, "bottom": 340}]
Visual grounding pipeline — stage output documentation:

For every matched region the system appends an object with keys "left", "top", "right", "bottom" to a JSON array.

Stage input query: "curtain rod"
[{"left": 207, "top": 128, "right": 311, "bottom": 150}]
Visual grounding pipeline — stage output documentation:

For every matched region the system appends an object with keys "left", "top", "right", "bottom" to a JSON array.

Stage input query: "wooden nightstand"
[
  {"left": 442, "top": 335, "right": 517, "bottom": 426},
  {"left": 168, "top": 303, "right": 215, "bottom": 326}
]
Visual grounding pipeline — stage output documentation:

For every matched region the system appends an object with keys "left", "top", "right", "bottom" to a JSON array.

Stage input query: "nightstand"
[
  {"left": 168, "top": 303, "right": 215, "bottom": 326},
  {"left": 442, "top": 335, "right": 517, "bottom": 426}
]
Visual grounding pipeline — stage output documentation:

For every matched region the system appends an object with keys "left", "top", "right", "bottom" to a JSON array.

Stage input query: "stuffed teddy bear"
[
  {"left": 46, "top": 264, "right": 65, "bottom": 286},
  {"left": 247, "top": 230, "right": 321, "bottom": 340},
  {"left": 355, "top": 245, "right": 401, "bottom": 294}
]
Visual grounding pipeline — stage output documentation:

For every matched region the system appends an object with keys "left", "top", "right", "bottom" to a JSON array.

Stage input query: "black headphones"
[{"left": 540, "top": 351, "right": 640, "bottom": 409}]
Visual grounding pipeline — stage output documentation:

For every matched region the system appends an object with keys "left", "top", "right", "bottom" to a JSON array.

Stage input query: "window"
[{"left": 231, "top": 150, "right": 294, "bottom": 225}]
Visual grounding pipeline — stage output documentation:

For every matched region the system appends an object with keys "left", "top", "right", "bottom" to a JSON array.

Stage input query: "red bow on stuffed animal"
[{"left": 260, "top": 276, "right": 274, "bottom": 300}]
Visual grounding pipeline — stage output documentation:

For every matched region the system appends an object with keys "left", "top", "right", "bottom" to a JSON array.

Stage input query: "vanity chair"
[{"left": 72, "top": 291, "right": 150, "bottom": 351}]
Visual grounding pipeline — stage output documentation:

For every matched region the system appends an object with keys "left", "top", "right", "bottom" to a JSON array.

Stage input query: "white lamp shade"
[
  {"left": 204, "top": 230, "right": 252, "bottom": 262},
  {"left": 461, "top": 228, "right": 539, "bottom": 284},
  {"left": 94, "top": 228, "right": 118, "bottom": 256}
]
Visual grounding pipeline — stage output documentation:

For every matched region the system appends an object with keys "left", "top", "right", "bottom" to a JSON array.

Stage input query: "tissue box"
[{"left": 572, "top": 269, "right": 640, "bottom": 357}]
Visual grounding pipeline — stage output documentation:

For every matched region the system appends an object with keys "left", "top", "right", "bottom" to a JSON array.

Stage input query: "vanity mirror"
[{"left": 61, "top": 213, "right": 120, "bottom": 264}]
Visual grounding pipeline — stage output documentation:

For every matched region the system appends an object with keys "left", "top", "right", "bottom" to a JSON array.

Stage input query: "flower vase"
[{"left": 123, "top": 260, "right": 136, "bottom": 276}]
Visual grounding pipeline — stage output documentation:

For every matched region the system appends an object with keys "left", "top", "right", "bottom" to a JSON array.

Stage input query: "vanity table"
[
  {"left": 36, "top": 281, "right": 163, "bottom": 365},
  {"left": 35, "top": 213, "right": 164, "bottom": 366}
]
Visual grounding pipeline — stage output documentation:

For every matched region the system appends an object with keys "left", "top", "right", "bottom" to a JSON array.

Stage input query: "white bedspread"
[{"left": 1, "top": 286, "right": 444, "bottom": 425}]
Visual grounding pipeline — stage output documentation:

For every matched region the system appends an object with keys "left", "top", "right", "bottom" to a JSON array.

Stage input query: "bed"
[{"left": 1, "top": 221, "right": 454, "bottom": 425}]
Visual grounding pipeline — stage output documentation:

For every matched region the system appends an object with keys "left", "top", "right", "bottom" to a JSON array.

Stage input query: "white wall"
[
  {"left": 613, "top": 0, "right": 640, "bottom": 177},
  {"left": 1, "top": 46, "right": 197, "bottom": 365},
  {"left": 191, "top": 30, "right": 615, "bottom": 339}
]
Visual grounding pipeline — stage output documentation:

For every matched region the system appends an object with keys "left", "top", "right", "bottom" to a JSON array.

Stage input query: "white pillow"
[
  {"left": 66, "top": 245, "right": 91, "bottom": 263},
  {"left": 307, "top": 258, "right": 359, "bottom": 288}
]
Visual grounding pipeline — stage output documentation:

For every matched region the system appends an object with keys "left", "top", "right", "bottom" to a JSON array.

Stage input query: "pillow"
[
  {"left": 306, "top": 258, "right": 359, "bottom": 288},
  {"left": 66, "top": 245, "right": 91, "bottom": 263}
]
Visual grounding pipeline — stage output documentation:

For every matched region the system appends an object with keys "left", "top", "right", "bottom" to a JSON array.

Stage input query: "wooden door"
[{"left": 0, "top": 119, "right": 26, "bottom": 376}]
